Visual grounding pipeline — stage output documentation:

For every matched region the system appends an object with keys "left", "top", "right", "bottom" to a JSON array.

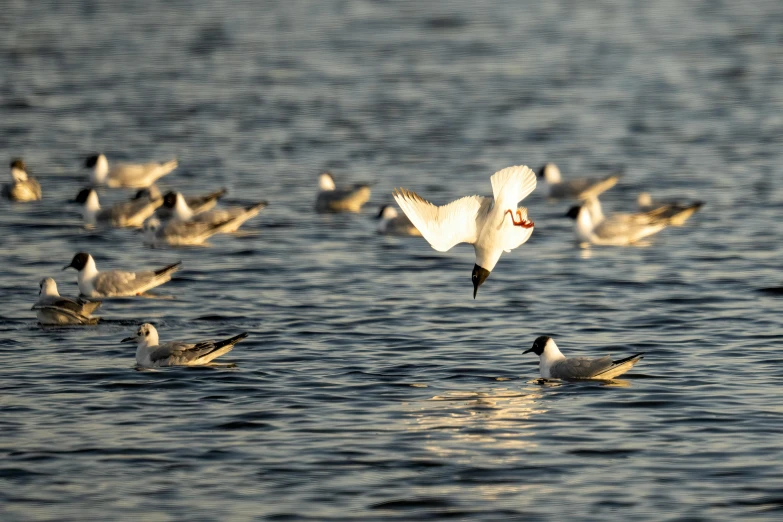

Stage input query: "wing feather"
[
  {"left": 489, "top": 165, "right": 537, "bottom": 207},
  {"left": 393, "top": 189, "right": 487, "bottom": 252},
  {"left": 550, "top": 356, "right": 613, "bottom": 379}
]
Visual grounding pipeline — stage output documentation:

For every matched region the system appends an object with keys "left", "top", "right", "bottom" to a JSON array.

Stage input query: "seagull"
[
  {"left": 142, "top": 216, "right": 241, "bottom": 247},
  {"left": 537, "top": 163, "right": 620, "bottom": 200},
  {"left": 523, "top": 336, "right": 644, "bottom": 380},
  {"left": 122, "top": 323, "right": 249, "bottom": 368},
  {"left": 315, "top": 172, "right": 371, "bottom": 213},
  {"left": 637, "top": 192, "right": 704, "bottom": 226},
  {"left": 136, "top": 187, "right": 227, "bottom": 219},
  {"left": 85, "top": 154, "right": 178, "bottom": 188},
  {"left": 565, "top": 197, "right": 670, "bottom": 247},
  {"left": 32, "top": 277, "right": 101, "bottom": 325},
  {"left": 162, "top": 192, "right": 267, "bottom": 233},
  {"left": 2, "top": 159, "right": 42, "bottom": 202},
  {"left": 393, "top": 165, "right": 537, "bottom": 298},
  {"left": 62, "top": 252, "right": 181, "bottom": 297},
  {"left": 375, "top": 205, "right": 421, "bottom": 236},
  {"left": 74, "top": 187, "right": 162, "bottom": 228}
]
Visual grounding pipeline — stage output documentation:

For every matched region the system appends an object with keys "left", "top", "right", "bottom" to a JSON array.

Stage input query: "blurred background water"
[{"left": 1, "top": 0, "right": 782, "bottom": 520}]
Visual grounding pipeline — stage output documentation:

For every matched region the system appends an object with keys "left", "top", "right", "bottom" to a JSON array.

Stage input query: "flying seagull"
[
  {"left": 523, "top": 336, "right": 644, "bottom": 380},
  {"left": 393, "top": 165, "right": 537, "bottom": 298},
  {"left": 122, "top": 323, "right": 249, "bottom": 367}
]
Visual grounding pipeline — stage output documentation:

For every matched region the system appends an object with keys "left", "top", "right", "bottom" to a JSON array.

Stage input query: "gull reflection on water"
[{"left": 406, "top": 387, "right": 546, "bottom": 462}]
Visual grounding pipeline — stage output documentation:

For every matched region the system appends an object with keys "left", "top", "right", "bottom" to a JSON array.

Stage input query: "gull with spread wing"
[
  {"left": 524, "top": 336, "right": 644, "bottom": 380},
  {"left": 393, "top": 165, "right": 537, "bottom": 298},
  {"left": 122, "top": 323, "right": 249, "bottom": 368}
]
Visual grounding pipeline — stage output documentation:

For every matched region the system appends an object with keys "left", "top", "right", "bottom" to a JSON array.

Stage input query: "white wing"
[
  {"left": 393, "top": 188, "right": 489, "bottom": 252},
  {"left": 502, "top": 207, "right": 535, "bottom": 252},
  {"left": 490, "top": 165, "right": 537, "bottom": 208}
]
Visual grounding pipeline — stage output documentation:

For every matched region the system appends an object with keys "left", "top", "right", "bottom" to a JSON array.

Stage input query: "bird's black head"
[
  {"left": 63, "top": 252, "right": 90, "bottom": 271},
  {"left": 536, "top": 164, "right": 547, "bottom": 178},
  {"left": 133, "top": 189, "right": 148, "bottom": 201},
  {"left": 163, "top": 192, "right": 177, "bottom": 208},
  {"left": 84, "top": 155, "right": 100, "bottom": 168},
  {"left": 523, "top": 336, "right": 552, "bottom": 355},
  {"left": 73, "top": 188, "right": 93, "bottom": 204},
  {"left": 565, "top": 205, "right": 582, "bottom": 220},
  {"left": 10, "top": 158, "right": 26, "bottom": 170},
  {"left": 471, "top": 264, "right": 491, "bottom": 299},
  {"left": 376, "top": 204, "right": 390, "bottom": 219}
]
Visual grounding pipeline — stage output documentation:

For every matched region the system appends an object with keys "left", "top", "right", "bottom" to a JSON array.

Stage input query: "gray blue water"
[{"left": 1, "top": 1, "right": 782, "bottom": 520}]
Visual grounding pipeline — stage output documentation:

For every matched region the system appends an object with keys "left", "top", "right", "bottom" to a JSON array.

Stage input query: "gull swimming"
[
  {"left": 565, "top": 197, "right": 670, "bottom": 247},
  {"left": 393, "top": 165, "right": 537, "bottom": 298},
  {"left": 74, "top": 187, "right": 162, "bottom": 228},
  {"left": 142, "top": 217, "right": 240, "bottom": 247},
  {"left": 163, "top": 192, "right": 267, "bottom": 233},
  {"left": 63, "top": 252, "right": 181, "bottom": 297},
  {"left": 2, "top": 159, "right": 42, "bottom": 202},
  {"left": 537, "top": 163, "right": 620, "bottom": 200},
  {"left": 637, "top": 192, "right": 704, "bottom": 226},
  {"left": 136, "top": 187, "right": 227, "bottom": 219},
  {"left": 32, "top": 277, "right": 101, "bottom": 325},
  {"left": 375, "top": 205, "right": 421, "bottom": 236},
  {"left": 85, "top": 153, "right": 178, "bottom": 188},
  {"left": 524, "top": 336, "right": 644, "bottom": 380},
  {"left": 315, "top": 172, "right": 371, "bottom": 213},
  {"left": 122, "top": 323, "right": 249, "bottom": 368}
]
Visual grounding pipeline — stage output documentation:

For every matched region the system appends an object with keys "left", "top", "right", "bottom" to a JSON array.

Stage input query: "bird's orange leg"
[{"left": 505, "top": 209, "right": 535, "bottom": 228}]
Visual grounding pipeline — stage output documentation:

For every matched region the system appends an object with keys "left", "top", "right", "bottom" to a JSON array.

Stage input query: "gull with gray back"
[
  {"left": 85, "top": 153, "right": 178, "bottom": 188},
  {"left": 74, "top": 187, "right": 162, "bottom": 228},
  {"left": 537, "top": 163, "right": 620, "bottom": 201},
  {"left": 122, "top": 323, "right": 249, "bottom": 368},
  {"left": 2, "top": 159, "right": 42, "bottom": 202},
  {"left": 63, "top": 252, "right": 181, "bottom": 298},
  {"left": 524, "top": 336, "right": 644, "bottom": 380},
  {"left": 315, "top": 172, "right": 371, "bottom": 213},
  {"left": 32, "top": 277, "right": 101, "bottom": 325}
]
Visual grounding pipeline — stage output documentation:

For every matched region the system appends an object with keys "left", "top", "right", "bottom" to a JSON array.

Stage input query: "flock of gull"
[{"left": 4, "top": 156, "right": 702, "bottom": 378}]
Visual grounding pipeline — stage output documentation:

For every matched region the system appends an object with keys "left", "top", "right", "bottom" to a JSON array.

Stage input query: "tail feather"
[
  {"left": 214, "top": 332, "right": 249, "bottom": 351},
  {"left": 595, "top": 353, "right": 644, "bottom": 379}
]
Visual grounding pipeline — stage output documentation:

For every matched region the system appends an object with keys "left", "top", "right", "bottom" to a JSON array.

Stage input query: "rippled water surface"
[{"left": 2, "top": 1, "right": 783, "bottom": 520}]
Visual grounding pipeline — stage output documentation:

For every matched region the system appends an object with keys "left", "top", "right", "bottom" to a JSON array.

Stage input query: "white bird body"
[
  {"left": 122, "top": 323, "right": 248, "bottom": 368},
  {"left": 32, "top": 278, "right": 101, "bottom": 325},
  {"left": 537, "top": 163, "right": 619, "bottom": 200},
  {"left": 567, "top": 197, "right": 668, "bottom": 247},
  {"left": 393, "top": 165, "right": 537, "bottom": 298},
  {"left": 86, "top": 154, "right": 177, "bottom": 188},
  {"left": 164, "top": 192, "right": 266, "bottom": 233},
  {"left": 3, "top": 160, "right": 42, "bottom": 202},
  {"left": 63, "top": 253, "right": 181, "bottom": 298},
  {"left": 315, "top": 173, "right": 371, "bottom": 213},
  {"left": 75, "top": 188, "right": 162, "bottom": 228},
  {"left": 524, "top": 336, "right": 644, "bottom": 380}
]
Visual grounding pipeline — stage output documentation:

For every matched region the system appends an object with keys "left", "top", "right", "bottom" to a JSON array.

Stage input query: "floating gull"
[
  {"left": 142, "top": 217, "right": 239, "bottom": 247},
  {"left": 375, "top": 204, "right": 421, "bottom": 236},
  {"left": 63, "top": 252, "right": 181, "bottom": 297},
  {"left": 122, "top": 323, "right": 249, "bottom": 368},
  {"left": 163, "top": 192, "right": 267, "bottom": 233},
  {"left": 637, "top": 192, "right": 704, "bottom": 226},
  {"left": 137, "top": 187, "right": 227, "bottom": 219},
  {"left": 315, "top": 172, "right": 371, "bottom": 213},
  {"left": 2, "top": 159, "right": 42, "bottom": 202},
  {"left": 85, "top": 153, "right": 178, "bottom": 188},
  {"left": 393, "top": 165, "right": 537, "bottom": 298},
  {"left": 74, "top": 187, "right": 162, "bottom": 228},
  {"left": 524, "top": 336, "right": 644, "bottom": 380},
  {"left": 565, "top": 197, "right": 670, "bottom": 247},
  {"left": 32, "top": 277, "right": 101, "bottom": 325},
  {"left": 537, "top": 163, "right": 619, "bottom": 200}
]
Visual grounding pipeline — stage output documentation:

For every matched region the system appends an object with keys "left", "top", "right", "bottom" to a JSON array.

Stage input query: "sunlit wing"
[{"left": 489, "top": 165, "right": 537, "bottom": 208}]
